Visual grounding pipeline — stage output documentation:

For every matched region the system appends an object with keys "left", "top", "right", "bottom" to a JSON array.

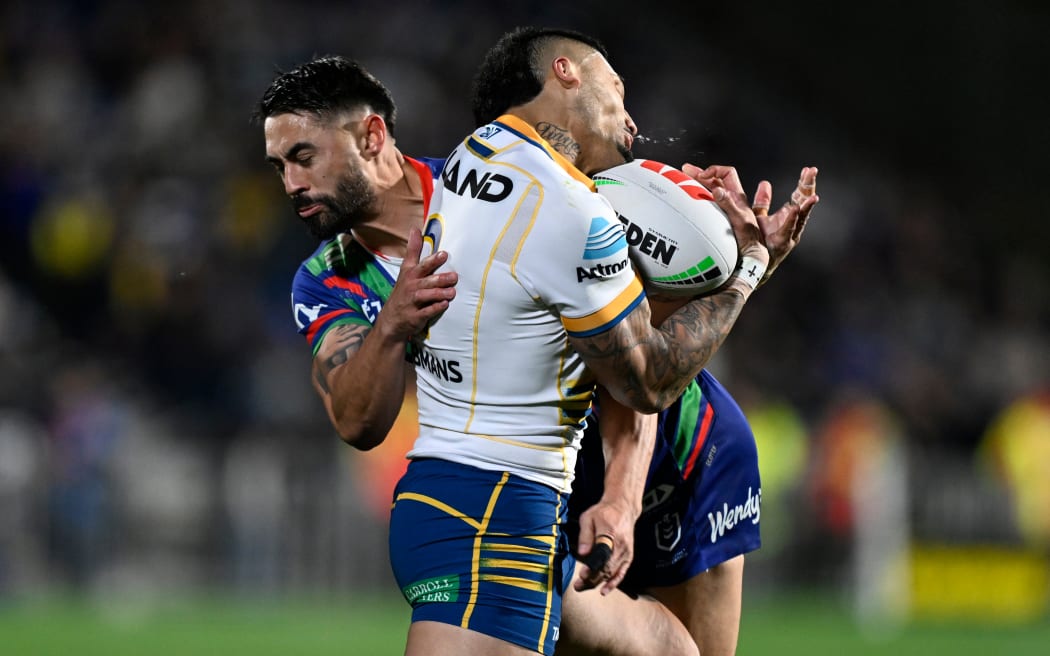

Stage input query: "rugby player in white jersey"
[{"left": 388, "top": 27, "right": 814, "bottom": 656}]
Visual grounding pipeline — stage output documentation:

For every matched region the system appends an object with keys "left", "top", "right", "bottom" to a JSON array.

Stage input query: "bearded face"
[
  {"left": 293, "top": 166, "right": 379, "bottom": 240},
  {"left": 264, "top": 111, "right": 383, "bottom": 241}
]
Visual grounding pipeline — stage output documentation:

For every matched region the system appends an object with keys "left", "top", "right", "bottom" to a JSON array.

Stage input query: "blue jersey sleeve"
[{"left": 290, "top": 260, "right": 376, "bottom": 356}]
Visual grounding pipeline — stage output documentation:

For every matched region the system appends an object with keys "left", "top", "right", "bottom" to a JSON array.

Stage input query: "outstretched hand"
[
  {"left": 685, "top": 163, "right": 819, "bottom": 287},
  {"left": 750, "top": 166, "right": 819, "bottom": 283},
  {"left": 376, "top": 227, "right": 458, "bottom": 342}
]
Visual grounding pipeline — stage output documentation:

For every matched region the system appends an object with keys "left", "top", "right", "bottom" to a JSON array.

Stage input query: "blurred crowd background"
[{"left": 1, "top": 0, "right": 1048, "bottom": 630}]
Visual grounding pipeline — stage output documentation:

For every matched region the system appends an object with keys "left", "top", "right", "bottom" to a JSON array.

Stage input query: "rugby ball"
[{"left": 594, "top": 159, "right": 738, "bottom": 297}]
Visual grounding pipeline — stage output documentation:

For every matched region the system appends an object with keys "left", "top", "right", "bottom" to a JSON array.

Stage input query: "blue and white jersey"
[{"left": 410, "top": 115, "right": 645, "bottom": 493}]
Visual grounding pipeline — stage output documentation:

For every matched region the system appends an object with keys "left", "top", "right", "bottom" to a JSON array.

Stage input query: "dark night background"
[{"left": 0, "top": 0, "right": 1047, "bottom": 628}]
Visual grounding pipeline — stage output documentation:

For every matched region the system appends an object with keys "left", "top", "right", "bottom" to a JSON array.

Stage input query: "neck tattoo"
[{"left": 536, "top": 122, "right": 581, "bottom": 161}]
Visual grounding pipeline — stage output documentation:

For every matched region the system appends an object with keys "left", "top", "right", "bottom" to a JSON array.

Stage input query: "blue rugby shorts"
[
  {"left": 570, "top": 369, "right": 762, "bottom": 592},
  {"left": 389, "top": 458, "right": 575, "bottom": 655}
]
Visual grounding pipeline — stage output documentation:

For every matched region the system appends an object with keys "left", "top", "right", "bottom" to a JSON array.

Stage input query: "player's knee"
[
  {"left": 658, "top": 622, "right": 700, "bottom": 656},
  {"left": 644, "top": 598, "right": 699, "bottom": 656},
  {"left": 662, "top": 636, "right": 700, "bottom": 656}
]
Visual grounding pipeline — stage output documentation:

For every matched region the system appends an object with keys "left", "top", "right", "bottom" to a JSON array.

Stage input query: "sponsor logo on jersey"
[
  {"left": 618, "top": 215, "right": 679, "bottom": 266},
  {"left": 477, "top": 124, "right": 501, "bottom": 139},
  {"left": 583, "top": 216, "right": 628, "bottom": 260},
  {"left": 707, "top": 486, "right": 761, "bottom": 544},
  {"left": 442, "top": 157, "right": 513, "bottom": 202},
  {"left": 576, "top": 259, "right": 629, "bottom": 283},
  {"left": 414, "top": 347, "right": 463, "bottom": 383}
]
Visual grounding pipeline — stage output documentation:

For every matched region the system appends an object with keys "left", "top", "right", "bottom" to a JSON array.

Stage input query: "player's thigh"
[
  {"left": 646, "top": 555, "right": 745, "bottom": 656},
  {"left": 407, "top": 620, "right": 540, "bottom": 656},
  {"left": 556, "top": 562, "right": 698, "bottom": 656}
]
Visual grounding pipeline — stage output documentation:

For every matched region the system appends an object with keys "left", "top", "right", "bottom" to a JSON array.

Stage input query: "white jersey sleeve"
[{"left": 512, "top": 184, "right": 643, "bottom": 339}]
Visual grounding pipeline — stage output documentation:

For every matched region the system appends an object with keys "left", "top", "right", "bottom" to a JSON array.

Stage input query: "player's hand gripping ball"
[{"left": 595, "top": 159, "right": 737, "bottom": 297}]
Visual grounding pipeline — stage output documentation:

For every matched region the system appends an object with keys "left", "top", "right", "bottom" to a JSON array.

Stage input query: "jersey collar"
[
  {"left": 404, "top": 155, "right": 436, "bottom": 218},
  {"left": 493, "top": 115, "right": 596, "bottom": 191}
]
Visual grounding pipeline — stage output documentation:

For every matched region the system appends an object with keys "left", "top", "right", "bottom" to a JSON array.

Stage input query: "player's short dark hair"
[
  {"left": 471, "top": 27, "right": 608, "bottom": 127},
  {"left": 252, "top": 55, "right": 397, "bottom": 135}
]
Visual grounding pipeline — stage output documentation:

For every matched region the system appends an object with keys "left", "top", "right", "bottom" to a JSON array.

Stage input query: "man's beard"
[
  {"left": 586, "top": 142, "right": 634, "bottom": 176},
  {"left": 295, "top": 170, "right": 379, "bottom": 240},
  {"left": 616, "top": 142, "right": 634, "bottom": 164}
]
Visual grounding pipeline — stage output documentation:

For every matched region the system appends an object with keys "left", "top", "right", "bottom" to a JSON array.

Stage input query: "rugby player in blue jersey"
[
  {"left": 256, "top": 47, "right": 815, "bottom": 656},
  {"left": 568, "top": 164, "right": 817, "bottom": 656},
  {"left": 256, "top": 57, "right": 454, "bottom": 448}
]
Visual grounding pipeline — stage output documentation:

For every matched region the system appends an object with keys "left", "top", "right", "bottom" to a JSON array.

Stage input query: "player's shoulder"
[
  {"left": 296, "top": 235, "right": 342, "bottom": 277},
  {"left": 292, "top": 234, "right": 373, "bottom": 289}
]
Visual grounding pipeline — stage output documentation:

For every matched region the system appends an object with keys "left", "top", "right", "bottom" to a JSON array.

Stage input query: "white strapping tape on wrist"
[{"left": 736, "top": 256, "right": 767, "bottom": 290}]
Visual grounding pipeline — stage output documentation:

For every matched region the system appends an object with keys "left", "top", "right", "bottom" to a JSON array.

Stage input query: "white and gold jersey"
[{"left": 409, "top": 115, "right": 644, "bottom": 493}]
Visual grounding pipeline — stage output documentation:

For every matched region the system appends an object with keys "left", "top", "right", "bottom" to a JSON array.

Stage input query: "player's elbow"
[
  {"left": 345, "top": 434, "right": 384, "bottom": 451},
  {"left": 335, "top": 424, "right": 385, "bottom": 451},
  {"left": 606, "top": 384, "right": 675, "bottom": 415},
  {"left": 330, "top": 413, "right": 386, "bottom": 451},
  {"left": 632, "top": 395, "right": 667, "bottom": 415}
]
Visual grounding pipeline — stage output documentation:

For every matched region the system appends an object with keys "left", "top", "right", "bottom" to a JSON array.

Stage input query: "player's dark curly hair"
[
  {"left": 252, "top": 55, "right": 397, "bottom": 135},
  {"left": 471, "top": 27, "right": 608, "bottom": 127}
]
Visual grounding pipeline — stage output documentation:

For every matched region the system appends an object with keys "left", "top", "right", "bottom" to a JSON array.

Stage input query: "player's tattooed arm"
[
  {"left": 536, "top": 122, "right": 581, "bottom": 161},
  {"left": 571, "top": 285, "right": 748, "bottom": 413},
  {"left": 310, "top": 320, "right": 408, "bottom": 450},
  {"left": 312, "top": 323, "right": 369, "bottom": 394},
  {"left": 306, "top": 229, "right": 454, "bottom": 450}
]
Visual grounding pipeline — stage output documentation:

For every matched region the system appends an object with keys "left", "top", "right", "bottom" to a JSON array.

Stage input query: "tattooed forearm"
[
  {"left": 572, "top": 287, "right": 748, "bottom": 411},
  {"left": 314, "top": 323, "right": 369, "bottom": 393},
  {"left": 536, "top": 122, "right": 581, "bottom": 161},
  {"left": 655, "top": 289, "right": 747, "bottom": 385}
]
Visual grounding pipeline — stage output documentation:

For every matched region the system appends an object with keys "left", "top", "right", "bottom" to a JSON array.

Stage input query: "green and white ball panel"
[{"left": 594, "top": 159, "right": 738, "bottom": 297}]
